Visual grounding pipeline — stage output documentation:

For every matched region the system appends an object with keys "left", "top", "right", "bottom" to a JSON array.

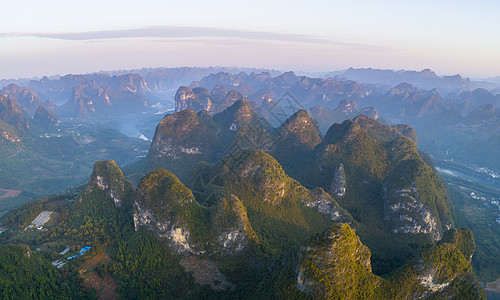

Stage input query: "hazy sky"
[{"left": 1, "top": 0, "right": 499, "bottom": 79}]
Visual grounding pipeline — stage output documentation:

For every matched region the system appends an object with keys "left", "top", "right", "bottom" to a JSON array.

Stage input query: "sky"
[{"left": 1, "top": 0, "right": 499, "bottom": 79}]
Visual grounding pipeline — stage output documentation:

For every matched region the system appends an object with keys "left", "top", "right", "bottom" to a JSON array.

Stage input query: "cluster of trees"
[{"left": 0, "top": 245, "right": 86, "bottom": 299}]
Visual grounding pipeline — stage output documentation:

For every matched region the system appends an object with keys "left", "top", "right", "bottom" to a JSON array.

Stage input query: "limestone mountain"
[
  {"left": 212, "top": 99, "right": 261, "bottom": 132},
  {"left": 211, "top": 99, "right": 264, "bottom": 146},
  {"left": 303, "top": 115, "right": 452, "bottom": 273},
  {"left": 133, "top": 169, "right": 208, "bottom": 253},
  {"left": 148, "top": 100, "right": 267, "bottom": 178},
  {"left": 312, "top": 115, "right": 450, "bottom": 235},
  {"left": 210, "top": 84, "right": 230, "bottom": 103},
  {"left": 1, "top": 84, "right": 43, "bottom": 115},
  {"left": 33, "top": 105, "right": 58, "bottom": 127},
  {"left": 133, "top": 168, "right": 260, "bottom": 255},
  {"left": 309, "top": 101, "right": 386, "bottom": 133},
  {"left": 174, "top": 85, "right": 248, "bottom": 114},
  {"left": 268, "top": 110, "right": 322, "bottom": 180},
  {"left": 58, "top": 77, "right": 150, "bottom": 119},
  {"left": 0, "top": 94, "right": 29, "bottom": 131},
  {"left": 174, "top": 86, "right": 213, "bottom": 112},
  {"left": 458, "top": 88, "right": 500, "bottom": 107},
  {"left": 275, "top": 110, "right": 322, "bottom": 149},
  {"left": 297, "top": 224, "right": 484, "bottom": 299},
  {"left": 147, "top": 109, "right": 221, "bottom": 179},
  {"left": 77, "top": 160, "right": 133, "bottom": 208},
  {"left": 190, "top": 149, "right": 350, "bottom": 255},
  {"left": 1, "top": 112, "right": 485, "bottom": 298}
]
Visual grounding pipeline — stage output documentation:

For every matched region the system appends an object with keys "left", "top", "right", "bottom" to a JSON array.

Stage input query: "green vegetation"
[
  {"left": 110, "top": 230, "right": 196, "bottom": 299},
  {"left": 440, "top": 228, "right": 475, "bottom": 260},
  {"left": 0, "top": 123, "right": 148, "bottom": 211},
  {"left": 443, "top": 174, "right": 500, "bottom": 282},
  {"left": 295, "top": 224, "right": 485, "bottom": 300},
  {"left": 0, "top": 244, "right": 87, "bottom": 299},
  {"left": 298, "top": 224, "right": 381, "bottom": 300},
  {"left": 193, "top": 149, "right": 336, "bottom": 257},
  {"left": 291, "top": 117, "right": 454, "bottom": 275},
  {"left": 0, "top": 110, "right": 486, "bottom": 299}
]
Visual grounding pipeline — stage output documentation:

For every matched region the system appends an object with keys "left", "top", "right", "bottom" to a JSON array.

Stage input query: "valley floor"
[{"left": 436, "top": 159, "right": 500, "bottom": 286}]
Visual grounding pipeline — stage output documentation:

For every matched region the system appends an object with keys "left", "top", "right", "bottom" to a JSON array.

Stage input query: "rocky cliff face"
[
  {"left": 297, "top": 224, "right": 485, "bottom": 299},
  {"left": 303, "top": 188, "right": 346, "bottom": 221},
  {"left": 329, "top": 163, "right": 346, "bottom": 198},
  {"left": 78, "top": 160, "right": 132, "bottom": 207},
  {"left": 133, "top": 169, "right": 258, "bottom": 255},
  {"left": 0, "top": 95, "right": 29, "bottom": 131},
  {"left": 147, "top": 109, "right": 220, "bottom": 174},
  {"left": 174, "top": 86, "right": 213, "bottom": 112},
  {"left": 113, "top": 73, "right": 150, "bottom": 94},
  {"left": 297, "top": 223, "right": 381, "bottom": 299},
  {"left": 174, "top": 86, "right": 247, "bottom": 114},
  {"left": 382, "top": 180, "right": 440, "bottom": 239},
  {"left": 1, "top": 84, "right": 43, "bottom": 115},
  {"left": 276, "top": 110, "right": 321, "bottom": 149},
  {"left": 34, "top": 105, "right": 58, "bottom": 126},
  {"left": 212, "top": 99, "right": 260, "bottom": 132},
  {"left": 312, "top": 115, "right": 450, "bottom": 246},
  {"left": 211, "top": 194, "right": 258, "bottom": 253},
  {"left": 133, "top": 169, "right": 203, "bottom": 253},
  {"left": 382, "top": 137, "right": 452, "bottom": 241},
  {"left": 57, "top": 75, "right": 150, "bottom": 119},
  {"left": 190, "top": 149, "right": 352, "bottom": 255},
  {"left": 309, "top": 102, "right": 386, "bottom": 134}
]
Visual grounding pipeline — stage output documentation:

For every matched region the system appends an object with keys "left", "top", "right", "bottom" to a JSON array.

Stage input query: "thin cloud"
[{"left": 1, "top": 26, "right": 396, "bottom": 52}]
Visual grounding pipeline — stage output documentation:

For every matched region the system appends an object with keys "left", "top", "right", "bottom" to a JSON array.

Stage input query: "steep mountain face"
[
  {"left": 298, "top": 224, "right": 485, "bottom": 299},
  {"left": 0, "top": 94, "right": 29, "bottom": 131},
  {"left": 112, "top": 73, "right": 150, "bottom": 94},
  {"left": 1, "top": 84, "right": 43, "bottom": 115},
  {"left": 297, "top": 223, "right": 381, "bottom": 299},
  {"left": 174, "top": 85, "right": 247, "bottom": 114},
  {"left": 378, "top": 83, "right": 445, "bottom": 122},
  {"left": 212, "top": 99, "right": 261, "bottom": 134},
  {"left": 189, "top": 149, "right": 349, "bottom": 256},
  {"left": 175, "top": 86, "right": 212, "bottom": 111},
  {"left": 1, "top": 106, "right": 485, "bottom": 298},
  {"left": 148, "top": 100, "right": 269, "bottom": 178},
  {"left": 310, "top": 115, "right": 451, "bottom": 251},
  {"left": 147, "top": 109, "right": 221, "bottom": 178},
  {"left": 133, "top": 169, "right": 207, "bottom": 253},
  {"left": 459, "top": 88, "right": 500, "bottom": 107},
  {"left": 43, "top": 99, "right": 58, "bottom": 111},
  {"left": 268, "top": 110, "right": 322, "bottom": 180},
  {"left": 216, "top": 90, "right": 246, "bottom": 113},
  {"left": 276, "top": 110, "right": 322, "bottom": 149},
  {"left": 58, "top": 77, "right": 150, "bottom": 119},
  {"left": 77, "top": 160, "right": 133, "bottom": 208},
  {"left": 210, "top": 84, "right": 230, "bottom": 103},
  {"left": 33, "top": 105, "right": 58, "bottom": 126},
  {"left": 133, "top": 168, "right": 260, "bottom": 255},
  {"left": 309, "top": 101, "right": 386, "bottom": 133}
]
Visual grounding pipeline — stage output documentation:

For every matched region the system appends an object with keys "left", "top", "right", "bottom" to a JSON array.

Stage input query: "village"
[
  {"left": 22, "top": 210, "right": 93, "bottom": 269},
  {"left": 469, "top": 191, "right": 500, "bottom": 224}
]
